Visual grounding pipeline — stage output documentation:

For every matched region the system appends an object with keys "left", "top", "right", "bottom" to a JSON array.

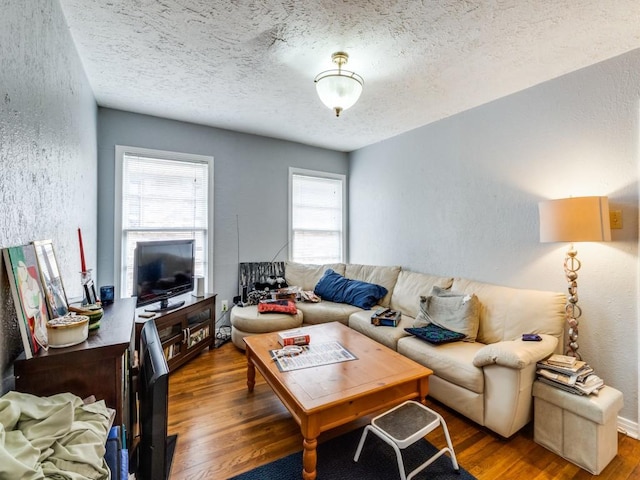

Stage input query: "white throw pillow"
[{"left": 414, "top": 286, "right": 480, "bottom": 342}]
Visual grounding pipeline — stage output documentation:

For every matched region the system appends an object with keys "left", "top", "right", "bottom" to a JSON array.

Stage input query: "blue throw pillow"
[
  {"left": 405, "top": 324, "right": 466, "bottom": 345},
  {"left": 314, "top": 269, "right": 388, "bottom": 310}
]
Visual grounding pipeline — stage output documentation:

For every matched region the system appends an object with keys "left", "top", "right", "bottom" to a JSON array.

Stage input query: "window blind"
[
  {"left": 121, "top": 153, "right": 209, "bottom": 296},
  {"left": 290, "top": 172, "right": 344, "bottom": 264}
]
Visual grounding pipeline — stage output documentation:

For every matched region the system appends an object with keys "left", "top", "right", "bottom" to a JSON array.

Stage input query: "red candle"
[{"left": 78, "top": 228, "right": 87, "bottom": 272}]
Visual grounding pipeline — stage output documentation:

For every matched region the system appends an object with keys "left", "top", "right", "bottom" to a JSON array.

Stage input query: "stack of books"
[
  {"left": 278, "top": 329, "right": 310, "bottom": 346},
  {"left": 536, "top": 354, "right": 604, "bottom": 396}
]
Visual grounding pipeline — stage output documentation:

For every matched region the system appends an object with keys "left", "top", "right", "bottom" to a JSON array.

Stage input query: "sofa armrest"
[{"left": 473, "top": 335, "right": 558, "bottom": 369}]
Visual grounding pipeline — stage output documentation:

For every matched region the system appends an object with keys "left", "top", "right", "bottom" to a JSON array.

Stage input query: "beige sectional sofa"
[{"left": 284, "top": 261, "right": 566, "bottom": 438}]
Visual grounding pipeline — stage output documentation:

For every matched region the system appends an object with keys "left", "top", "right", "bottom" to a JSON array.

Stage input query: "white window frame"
[
  {"left": 288, "top": 167, "right": 347, "bottom": 264},
  {"left": 114, "top": 145, "right": 214, "bottom": 299}
]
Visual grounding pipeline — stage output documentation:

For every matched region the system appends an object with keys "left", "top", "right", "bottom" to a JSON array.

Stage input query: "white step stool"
[{"left": 354, "top": 400, "right": 459, "bottom": 480}]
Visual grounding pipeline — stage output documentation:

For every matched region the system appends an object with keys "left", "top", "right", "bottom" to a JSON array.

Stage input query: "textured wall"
[
  {"left": 349, "top": 49, "right": 639, "bottom": 426},
  {"left": 0, "top": 1, "right": 97, "bottom": 392},
  {"left": 97, "top": 108, "right": 348, "bottom": 318}
]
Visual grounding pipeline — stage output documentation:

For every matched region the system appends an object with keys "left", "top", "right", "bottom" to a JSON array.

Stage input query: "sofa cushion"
[
  {"left": 344, "top": 264, "right": 401, "bottom": 307},
  {"left": 285, "top": 261, "right": 346, "bottom": 291},
  {"left": 348, "top": 310, "right": 413, "bottom": 350},
  {"left": 451, "top": 278, "right": 566, "bottom": 345},
  {"left": 389, "top": 270, "right": 454, "bottom": 317},
  {"left": 397, "top": 336, "right": 485, "bottom": 394},
  {"left": 296, "top": 300, "right": 361, "bottom": 325},
  {"left": 414, "top": 286, "right": 480, "bottom": 342},
  {"left": 315, "top": 269, "right": 387, "bottom": 310},
  {"left": 405, "top": 324, "right": 466, "bottom": 345}
]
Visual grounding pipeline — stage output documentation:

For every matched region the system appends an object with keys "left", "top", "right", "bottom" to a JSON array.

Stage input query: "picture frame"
[
  {"left": 33, "top": 239, "right": 69, "bottom": 318},
  {"left": 82, "top": 274, "right": 98, "bottom": 306},
  {"left": 3, "top": 244, "right": 50, "bottom": 357}
]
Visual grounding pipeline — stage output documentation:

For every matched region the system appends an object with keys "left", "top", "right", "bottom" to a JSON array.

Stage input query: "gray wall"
[
  {"left": 97, "top": 108, "right": 348, "bottom": 317},
  {"left": 0, "top": 1, "right": 98, "bottom": 391},
  {"left": 349, "top": 49, "right": 639, "bottom": 425}
]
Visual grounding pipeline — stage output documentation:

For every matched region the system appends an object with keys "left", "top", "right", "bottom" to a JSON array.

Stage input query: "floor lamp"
[{"left": 538, "top": 196, "right": 611, "bottom": 360}]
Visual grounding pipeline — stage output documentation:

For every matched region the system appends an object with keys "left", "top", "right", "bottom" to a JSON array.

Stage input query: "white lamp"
[
  {"left": 538, "top": 196, "right": 611, "bottom": 359},
  {"left": 314, "top": 52, "right": 364, "bottom": 117}
]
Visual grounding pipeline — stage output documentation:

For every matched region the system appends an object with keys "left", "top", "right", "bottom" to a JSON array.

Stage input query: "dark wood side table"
[{"left": 14, "top": 298, "right": 136, "bottom": 435}]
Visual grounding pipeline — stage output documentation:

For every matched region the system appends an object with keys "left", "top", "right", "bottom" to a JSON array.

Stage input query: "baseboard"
[{"left": 618, "top": 415, "right": 638, "bottom": 439}]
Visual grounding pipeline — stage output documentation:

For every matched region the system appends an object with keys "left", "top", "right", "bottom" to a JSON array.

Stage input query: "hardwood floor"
[{"left": 167, "top": 341, "right": 640, "bottom": 480}]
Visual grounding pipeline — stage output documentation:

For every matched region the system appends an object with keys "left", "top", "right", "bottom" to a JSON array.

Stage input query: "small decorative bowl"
[
  {"left": 85, "top": 305, "right": 104, "bottom": 330},
  {"left": 47, "top": 315, "right": 89, "bottom": 348}
]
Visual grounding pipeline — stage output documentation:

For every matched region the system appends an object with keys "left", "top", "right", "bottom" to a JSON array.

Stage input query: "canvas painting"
[
  {"left": 33, "top": 240, "right": 69, "bottom": 318},
  {"left": 3, "top": 245, "right": 49, "bottom": 357}
]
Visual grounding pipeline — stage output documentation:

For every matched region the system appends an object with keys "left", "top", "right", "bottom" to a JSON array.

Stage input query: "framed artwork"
[
  {"left": 3, "top": 245, "right": 49, "bottom": 357},
  {"left": 33, "top": 239, "right": 69, "bottom": 318},
  {"left": 80, "top": 270, "right": 98, "bottom": 306}
]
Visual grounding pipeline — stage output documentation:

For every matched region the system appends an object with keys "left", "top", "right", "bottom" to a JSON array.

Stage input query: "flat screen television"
[
  {"left": 138, "top": 319, "right": 176, "bottom": 480},
  {"left": 134, "top": 239, "right": 195, "bottom": 312}
]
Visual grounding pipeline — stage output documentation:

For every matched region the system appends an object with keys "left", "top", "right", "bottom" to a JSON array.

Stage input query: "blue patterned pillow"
[
  {"left": 405, "top": 324, "right": 466, "bottom": 345},
  {"left": 314, "top": 269, "right": 387, "bottom": 310}
]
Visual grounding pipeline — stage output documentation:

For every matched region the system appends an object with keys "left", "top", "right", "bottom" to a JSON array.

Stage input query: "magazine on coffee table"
[{"left": 270, "top": 341, "right": 357, "bottom": 372}]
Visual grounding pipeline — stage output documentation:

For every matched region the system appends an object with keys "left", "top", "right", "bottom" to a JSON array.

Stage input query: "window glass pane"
[
  {"left": 292, "top": 231, "right": 341, "bottom": 264},
  {"left": 123, "top": 155, "right": 208, "bottom": 230},
  {"left": 120, "top": 150, "right": 210, "bottom": 297},
  {"left": 292, "top": 206, "right": 342, "bottom": 230},
  {"left": 123, "top": 230, "right": 206, "bottom": 298},
  {"left": 290, "top": 170, "right": 345, "bottom": 264}
]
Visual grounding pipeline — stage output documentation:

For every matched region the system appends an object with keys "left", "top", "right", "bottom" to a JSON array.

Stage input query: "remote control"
[{"left": 522, "top": 333, "right": 542, "bottom": 341}]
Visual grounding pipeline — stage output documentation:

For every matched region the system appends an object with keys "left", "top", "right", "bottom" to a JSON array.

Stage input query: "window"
[
  {"left": 289, "top": 168, "right": 346, "bottom": 264},
  {"left": 115, "top": 146, "right": 213, "bottom": 298}
]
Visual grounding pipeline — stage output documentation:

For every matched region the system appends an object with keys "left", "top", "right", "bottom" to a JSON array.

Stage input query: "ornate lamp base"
[{"left": 564, "top": 244, "right": 582, "bottom": 360}]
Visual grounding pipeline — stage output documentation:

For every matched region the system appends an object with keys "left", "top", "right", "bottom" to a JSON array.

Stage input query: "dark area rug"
[{"left": 229, "top": 426, "right": 476, "bottom": 480}]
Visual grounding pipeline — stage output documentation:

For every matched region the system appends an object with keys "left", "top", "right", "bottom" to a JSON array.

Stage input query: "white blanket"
[{"left": 0, "top": 391, "right": 111, "bottom": 479}]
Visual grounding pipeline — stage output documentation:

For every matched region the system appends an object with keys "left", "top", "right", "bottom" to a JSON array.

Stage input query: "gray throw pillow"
[{"left": 414, "top": 286, "right": 480, "bottom": 342}]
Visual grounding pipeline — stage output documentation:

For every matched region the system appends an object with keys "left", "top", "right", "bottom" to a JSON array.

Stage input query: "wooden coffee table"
[{"left": 244, "top": 321, "right": 432, "bottom": 480}]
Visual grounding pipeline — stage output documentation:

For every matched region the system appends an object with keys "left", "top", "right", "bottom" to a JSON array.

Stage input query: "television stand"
[
  {"left": 145, "top": 298, "right": 185, "bottom": 313},
  {"left": 136, "top": 293, "right": 216, "bottom": 372}
]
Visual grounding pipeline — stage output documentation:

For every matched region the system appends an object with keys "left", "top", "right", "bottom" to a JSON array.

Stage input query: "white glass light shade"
[{"left": 314, "top": 70, "right": 363, "bottom": 116}]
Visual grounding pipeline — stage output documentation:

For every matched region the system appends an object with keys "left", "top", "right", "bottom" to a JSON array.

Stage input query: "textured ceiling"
[{"left": 58, "top": 0, "right": 640, "bottom": 152}]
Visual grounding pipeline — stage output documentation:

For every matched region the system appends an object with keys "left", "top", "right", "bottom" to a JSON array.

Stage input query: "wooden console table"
[{"left": 14, "top": 298, "right": 136, "bottom": 432}]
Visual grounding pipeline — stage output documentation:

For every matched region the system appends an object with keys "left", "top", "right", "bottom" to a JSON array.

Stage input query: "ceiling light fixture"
[{"left": 314, "top": 52, "right": 364, "bottom": 117}]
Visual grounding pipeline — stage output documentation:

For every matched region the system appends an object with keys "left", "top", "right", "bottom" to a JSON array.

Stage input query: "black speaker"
[{"left": 241, "top": 285, "right": 248, "bottom": 303}]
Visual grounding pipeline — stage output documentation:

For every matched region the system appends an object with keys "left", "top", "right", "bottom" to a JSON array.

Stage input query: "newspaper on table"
[{"left": 270, "top": 341, "right": 357, "bottom": 372}]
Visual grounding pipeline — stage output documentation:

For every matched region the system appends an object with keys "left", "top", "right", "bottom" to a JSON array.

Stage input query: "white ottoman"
[
  {"left": 230, "top": 305, "right": 303, "bottom": 350},
  {"left": 532, "top": 380, "right": 623, "bottom": 474}
]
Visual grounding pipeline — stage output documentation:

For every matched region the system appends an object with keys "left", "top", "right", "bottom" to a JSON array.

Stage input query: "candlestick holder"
[{"left": 80, "top": 269, "right": 98, "bottom": 305}]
